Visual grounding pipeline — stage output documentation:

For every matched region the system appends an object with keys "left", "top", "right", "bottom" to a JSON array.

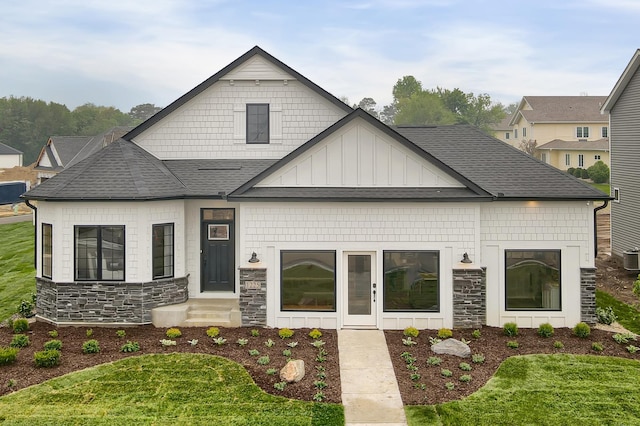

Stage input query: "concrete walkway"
[{"left": 338, "top": 329, "right": 407, "bottom": 426}]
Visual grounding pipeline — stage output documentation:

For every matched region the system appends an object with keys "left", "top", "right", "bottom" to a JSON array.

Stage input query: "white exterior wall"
[
  {"left": 480, "top": 201, "right": 594, "bottom": 328},
  {"left": 36, "top": 200, "right": 186, "bottom": 283},
  {"left": 0, "top": 154, "right": 22, "bottom": 168},
  {"left": 132, "top": 80, "right": 347, "bottom": 160},
  {"left": 239, "top": 202, "right": 479, "bottom": 330}
]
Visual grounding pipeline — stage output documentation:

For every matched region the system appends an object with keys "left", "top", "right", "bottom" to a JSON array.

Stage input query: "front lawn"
[
  {"left": 0, "top": 353, "right": 343, "bottom": 425},
  {"left": 0, "top": 221, "right": 35, "bottom": 322},
  {"left": 597, "top": 289, "right": 640, "bottom": 334},
  {"left": 406, "top": 354, "right": 640, "bottom": 425}
]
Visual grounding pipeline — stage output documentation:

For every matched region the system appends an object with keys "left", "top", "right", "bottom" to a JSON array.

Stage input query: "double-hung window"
[
  {"left": 601, "top": 126, "right": 608, "bottom": 138},
  {"left": 153, "top": 223, "right": 174, "bottom": 279},
  {"left": 42, "top": 223, "right": 52, "bottom": 279},
  {"left": 576, "top": 126, "right": 589, "bottom": 138},
  {"left": 246, "top": 104, "right": 269, "bottom": 144},
  {"left": 505, "top": 250, "right": 561, "bottom": 310},
  {"left": 565, "top": 153, "right": 571, "bottom": 166},
  {"left": 75, "top": 226, "right": 125, "bottom": 281},
  {"left": 578, "top": 154, "right": 584, "bottom": 167}
]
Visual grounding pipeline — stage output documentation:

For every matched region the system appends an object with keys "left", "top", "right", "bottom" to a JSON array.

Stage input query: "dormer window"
[{"left": 247, "top": 104, "right": 269, "bottom": 144}]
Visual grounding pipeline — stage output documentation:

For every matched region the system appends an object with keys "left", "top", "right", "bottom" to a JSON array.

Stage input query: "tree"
[
  {"left": 503, "top": 102, "right": 519, "bottom": 115},
  {"left": 587, "top": 160, "right": 610, "bottom": 184},
  {"left": 379, "top": 103, "right": 397, "bottom": 125},
  {"left": 394, "top": 91, "right": 457, "bottom": 126},
  {"left": 519, "top": 139, "right": 537, "bottom": 156},
  {"left": 129, "top": 103, "right": 162, "bottom": 122},
  {"left": 356, "top": 97, "right": 378, "bottom": 118},
  {"left": 392, "top": 76, "right": 422, "bottom": 102},
  {"left": 72, "top": 103, "right": 134, "bottom": 135}
]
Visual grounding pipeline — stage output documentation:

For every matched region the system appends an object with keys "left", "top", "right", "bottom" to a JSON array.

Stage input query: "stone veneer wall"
[
  {"left": 580, "top": 267, "right": 597, "bottom": 324},
  {"left": 36, "top": 276, "right": 188, "bottom": 324},
  {"left": 239, "top": 267, "right": 267, "bottom": 327},
  {"left": 452, "top": 267, "right": 486, "bottom": 328}
]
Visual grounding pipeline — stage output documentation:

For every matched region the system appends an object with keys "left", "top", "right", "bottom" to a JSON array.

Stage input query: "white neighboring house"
[
  {"left": 0, "top": 142, "right": 23, "bottom": 168},
  {"left": 23, "top": 46, "right": 609, "bottom": 330}
]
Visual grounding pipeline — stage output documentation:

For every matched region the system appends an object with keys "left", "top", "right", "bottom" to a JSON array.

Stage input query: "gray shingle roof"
[
  {"left": 394, "top": 125, "right": 608, "bottom": 200},
  {"left": 0, "top": 142, "right": 22, "bottom": 155},
  {"left": 537, "top": 138, "right": 609, "bottom": 151},
  {"left": 511, "top": 96, "right": 608, "bottom": 125}
]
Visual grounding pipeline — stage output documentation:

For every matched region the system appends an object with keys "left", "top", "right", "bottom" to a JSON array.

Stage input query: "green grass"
[
  {"left": 590, "top": 182, "right": 610, "bottom": 195},
  {"left": 596, "top": 289, "right": 640, "bottom": 334},
  {"left": 0, "top": 353, "right": 344, "bottom": 425},
  {"left": 0, "top": 221, "right": 35, "bottom": 322},
  {"left": 406, "top": 354, "right": 640, "bottom": 426}
]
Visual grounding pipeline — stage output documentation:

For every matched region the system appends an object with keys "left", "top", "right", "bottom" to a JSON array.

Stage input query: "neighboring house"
[
  {"left": 0, "top": 142, "right": 23, "bottom": 168},
  {"left": 601, "top": 49, "right": 640, "bottom": 265},
  {"left": 490, "top": 114, "right": 515, "bottom": 147},
  {"left": 34, "top": 127, "right": 132, "bottom": 184},
  {"left": 23, "top": 46, "right": 608, "bottom": 330},
  {"left": 536, "top": 138, "right": 609, "bottom": 170},
  {"left": 509, "top": 96, "right": 609, "bottom": 169}
]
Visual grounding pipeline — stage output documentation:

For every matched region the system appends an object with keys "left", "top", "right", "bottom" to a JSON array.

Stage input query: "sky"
[{"left": 1, "top": 0, "right": 639, "bottom": 113}]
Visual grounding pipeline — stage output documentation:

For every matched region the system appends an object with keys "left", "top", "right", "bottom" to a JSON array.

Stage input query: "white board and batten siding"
[
  {"left": 257, "top": 119, "right": 464, "bottom": 188},
  {"left": 131, "top": 56, "right": 348, "bottom": 161}
]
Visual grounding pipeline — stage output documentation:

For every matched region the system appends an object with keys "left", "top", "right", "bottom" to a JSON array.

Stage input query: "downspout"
[
  {"left": 25, "top": 199, "right": 37, "bottom": 269},
  {"left": 594, "top": 200, "right": 609, "bottom": 257}
]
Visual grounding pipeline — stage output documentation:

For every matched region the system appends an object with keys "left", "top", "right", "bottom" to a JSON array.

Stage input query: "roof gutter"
[
  {"left": 594, "top": 200, "right": 609, "bottom": 257},
  {"left": 25, "top": 199, "right": 37, "bottom": 269}
]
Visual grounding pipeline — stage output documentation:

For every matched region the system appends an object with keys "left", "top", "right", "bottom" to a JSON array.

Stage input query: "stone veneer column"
[
  {"left": 452, "top": 266, "right": 486, "bottom": 328},
  {"left": 580, "top": 267, "right": 597, "bottom": 324},
  {"left": 239, "top": 266, "right": 267, "bottom": 327}
]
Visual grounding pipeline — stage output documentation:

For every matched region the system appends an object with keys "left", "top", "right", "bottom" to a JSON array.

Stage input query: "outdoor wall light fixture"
[
  {"left": 461, "top": 252, "right": 472, "bottom": 263},
  {"left": 248, "top": 252, "right": 260, "bottom": 263}
]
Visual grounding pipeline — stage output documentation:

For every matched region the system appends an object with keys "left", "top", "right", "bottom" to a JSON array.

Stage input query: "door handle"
[{"left": 372, "top": 283, "right": 376, "bottom": 302}]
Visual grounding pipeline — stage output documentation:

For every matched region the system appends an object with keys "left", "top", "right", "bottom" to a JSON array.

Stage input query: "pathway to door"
[{"left": 338, "top": 329, "right": 407, "bottom": 425}]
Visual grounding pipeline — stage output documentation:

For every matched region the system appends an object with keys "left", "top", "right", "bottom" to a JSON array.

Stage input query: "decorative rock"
[
  {"left": 431, "top": 338, "right": 471, "bottom": 358},
  {"left": 280, "top": 359, "right": 305, "bottom": 383}
]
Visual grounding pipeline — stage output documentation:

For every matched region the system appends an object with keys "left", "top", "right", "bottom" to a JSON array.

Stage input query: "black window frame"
[
  {"left": 246, "top": 103, "right": 269, "bottom": 144},
  {"left": 601, "top": 126, "right": 608, "bottom": 138},
  {"left": 152, "top": 223, "right": 174, "bottom": 280},
  {"left": 74, "top": 225, "right": 125, "bottom": 281},
  {"left": 383, "top": 250, "right": 440, "bottom": 312},
  {"left": 280, "top": 250, "right": 336, "bottom": 312},
  {"left": 42, "top": 223, "right": 52, "bottom": 279},
  {"left": 505, "top": 249, "right": 561, "bottom": 311}
]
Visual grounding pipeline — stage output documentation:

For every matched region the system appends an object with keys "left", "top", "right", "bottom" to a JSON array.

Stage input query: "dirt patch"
[
  {"left": 0, "top": 324, "right": 341, "bottom": 403},
  {"left": 0, "top": 165, "right": 37, "bottom": 185}
]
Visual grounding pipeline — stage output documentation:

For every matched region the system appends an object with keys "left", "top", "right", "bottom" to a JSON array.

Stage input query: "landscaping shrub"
[
  {"left": 48, "top": 330, "right": 58, "bottom": 338},
  {"left": 437, "top": 328, "right": 453, "bottom": 339},
  {"left": 587, "top": 160, "right": 610, "bottom": 184},
  {"left": 573, "top": 322, "right": 591, "bottom": 338},
  {"left": 596, "top": 306, "right": 618, "bottom": 325},
  {"left": 537, "top": 323, "right": 554, "bottom": 338},
  {"left": 206, "top": 327, "right": 220, "bottom": 338},
  {"left": 573, "top": 168, "right": 583, "bottom": 178},
  {"left": 554, "top": 341, "right": 564, "bottom": 349},
  {"left": 115, "top": 330, "right": 126, "bottom": 338},
  {"left": 166, "top": 328, "right": 182, "bottom": 338},
  {"left": 580, "top": 168, "right": 589, "bottom": 179},
  {"left": 471, "top": 329, "right": 481, "bottom": 339},
  {"left": 566, "top": 167, "right": 575, "bottom": 176},
  {"left": 0, "top": 347, "right": 19, "bottom": 366},
  {"left": 120, "top": 341, "right": 141, "bottom": 353},
  {"left": 82, "top": 340, "right": 100, "bottom": 354},
  {"left": 591, "top": 342, "right": 604, "bottom": 352},
  {"left": 503, "top": 322, "right": 518, "bottom": 337},
  {"left": 403, "top": 326, "right": 419, "bottom": 338},
  {"left": 43, "top": 339, "right": 63, "bottom": 351},
  {"left": 507, "top": 341, "right": 519, "bottom": 349},
  {"left": 308, "top": 328, "right": 322, "bottom": 339},
  {"left": 278, "top": 328, "right": 294, "bottom": 339},
  {"left": 471, "top": 353, "right": 485, "bottom": 364},
  {"left": 10, "top": 334, "right": 29, "bottom": 348},
  {"left": 34, "top": 349, "right": 60, "bottom": 368},
  {"left": 17, "top": 296, "right": 35, "bottom": 318},
  {"left": 12, "top": 318, "right": 29, "bottom": 333}
]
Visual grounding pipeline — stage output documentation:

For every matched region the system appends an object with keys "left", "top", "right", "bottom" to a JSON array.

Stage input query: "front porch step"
[{"left": 151, "top": 299, "right": 241, "bottom": 328}]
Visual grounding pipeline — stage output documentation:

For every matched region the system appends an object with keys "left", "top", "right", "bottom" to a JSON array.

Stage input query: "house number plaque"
[{"left": 244, "top": 281, "right": 262, "bottom": 290}]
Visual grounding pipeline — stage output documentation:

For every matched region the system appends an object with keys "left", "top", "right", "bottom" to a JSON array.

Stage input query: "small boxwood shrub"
[
  {"left": 43, "top": 339, "right": 63, "bottom": 351},
  {"left": 34, "top": 349, "right": 60, "bottom": 368},
  {"left": 48, "top": 330, "right": 59, "bottom": 338},
  {"left": 278, "top": 328, "right": 294, "bottom": 339},
  {"left": 10, "top": 334, "right": 30, "bottom": 348},
  {"left": 573, "top": 322, "right": 591, "bottom": 338},
  {"left": 437, "top": 328, "right": 453, "bottom": 339},
  {"left": 166, "top": 328, "right": 182, "bottom": 338},
  {"left": 12, "top": 318, "right": 29, "bottom": 333},
  {"left": 17, "top": 297, "right": 35, "bottom": 318},
  {"left": 82, "top": 340, "right": 101, "bottom": 354},
  {"left": 503, "top": 322, "right": 518, "bottom": 337},
  {"left": 116, "top": 330, "right": 126, "bottom": 338},
  {"left": 537, "top": 323, "right": 554, "bottom": 338},
  {"left": 403, "top": 327, "right": 419, "bottom": 338},
  {"left": 206, "top": 327, "right": 220, "bottom": 338},
  {"left": 596, "top": 306, "right": 617, "bottom": 325},
  {"left": 0, "top": 347, "right": 19, "bottom": 366}
]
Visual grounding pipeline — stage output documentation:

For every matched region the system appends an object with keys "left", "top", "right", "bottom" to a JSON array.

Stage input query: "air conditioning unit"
[{"left": 623, "top": 250, "right": 640, "bottom": 271}]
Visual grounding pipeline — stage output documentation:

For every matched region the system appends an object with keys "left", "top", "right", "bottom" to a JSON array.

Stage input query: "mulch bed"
[
  {"left": 0, "top": 323, "right": 341, "bottom": 403},
  {"left": 385, "top": 326, "right": 639, "bottom": 405}
]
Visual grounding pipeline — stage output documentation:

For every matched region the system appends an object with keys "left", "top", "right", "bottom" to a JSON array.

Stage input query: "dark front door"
[{"left": 201, "top": 208, "right": 235, "bottom": 292}]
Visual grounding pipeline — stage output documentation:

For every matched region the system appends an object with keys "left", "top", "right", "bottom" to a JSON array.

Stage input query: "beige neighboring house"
[
  {"left": 0, "top": 142, "right": 23, "bottom": 168},
  {"left": 34, "top": 127, "right": 132, "bottom": 184},
  {"left": 491, "top": 114, "right": 515, "bottom": 146},
  {"left": 509, "top": 96, "right": 609, "bottom": 170}
]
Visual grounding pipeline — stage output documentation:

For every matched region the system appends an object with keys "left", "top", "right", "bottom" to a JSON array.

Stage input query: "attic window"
[{"left": 247, "top": 104, "right": 269, "bottom": 144}]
